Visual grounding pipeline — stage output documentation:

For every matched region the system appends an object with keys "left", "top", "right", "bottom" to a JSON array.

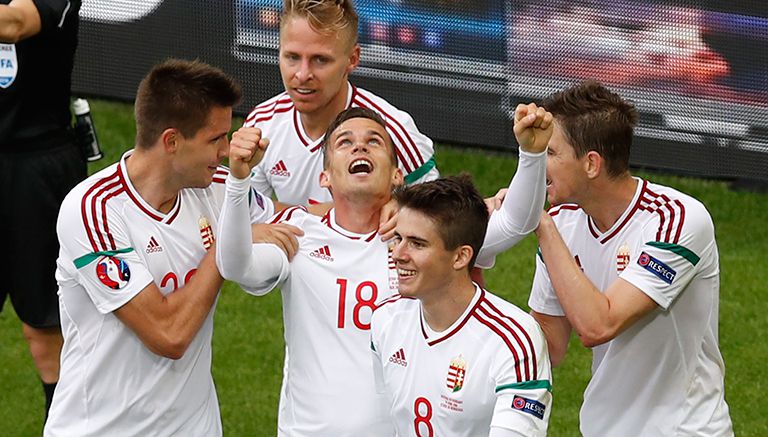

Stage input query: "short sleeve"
[
  {"left": 527, "top": 251, "right": 564, "bottom": 316},
  {"left": 490, "top": 322, "right": 552, "bottom": 436},
  {"left": 57, "top": 193, "right": 153, "bottom": 314},
  {"left": 620, "top": 201, "right": 715, "bottom": 310}
]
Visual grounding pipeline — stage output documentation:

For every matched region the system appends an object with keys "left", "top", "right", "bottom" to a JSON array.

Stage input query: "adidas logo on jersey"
[
  {"left": 269, "top": 160, "right": 290, "bottom": 177},
  {"left": 309, "top": 245, "right": 333, "bottom": 262},
  {"left": 146, "top": 236, "right": 163, "bottom": 253},
  {"left": 389, "top": 348, "right": 408, "bottom": 367}
]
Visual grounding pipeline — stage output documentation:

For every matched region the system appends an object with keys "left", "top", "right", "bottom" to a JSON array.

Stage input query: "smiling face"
[
  {"left": 279, "top": 16, "right": 360, "bottom": 120},
  {"left": 545, "top": 122, "right": 589, "bottom": 206},
  {"left": 320, "top": 116, "right": 402, "bottom": 200},
  {"left": 392, "top": 207, "right": 465, "bottom": 301},
  {"left": 171, "top": 105, "right": 232, "bottom": 188}
]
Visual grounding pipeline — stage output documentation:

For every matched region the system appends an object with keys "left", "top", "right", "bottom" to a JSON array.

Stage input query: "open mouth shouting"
[{"left": 349, "top": 158, "right": 373, "bottom": 175}]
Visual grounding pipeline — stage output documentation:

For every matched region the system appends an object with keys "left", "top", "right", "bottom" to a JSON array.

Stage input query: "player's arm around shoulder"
[
  {"left": 217, "top": 132, "right": 303, "bottom": 294},
  {"left": 489, "top": 303, "right": 553, "bottom": 437}
]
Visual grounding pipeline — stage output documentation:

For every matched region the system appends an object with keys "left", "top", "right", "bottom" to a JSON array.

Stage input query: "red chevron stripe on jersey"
[
  {"left": 245, "top": 94, "right": 293, "bottom": 125},
  {"left": 639, "top": 183, "right": 687, "bottom": 244},
  {"left": 548, "top": 204, "right": 580, "bottom": 217},
  {"left": 476, "top": 297, "right": 538, "bottom": 381},
  {"left": 81, "top": 169, "right": 123, "bottom": 252},
  {"left": 212, "top": 167, "right": 229, "bottom": 184},
  {"left": 269, "top": 205, "right": 306, "bottom": 224}
]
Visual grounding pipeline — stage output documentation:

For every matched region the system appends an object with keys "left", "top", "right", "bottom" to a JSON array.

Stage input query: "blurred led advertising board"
[{"left": 74, "top": 0, "right": 768, "bottom": 181}]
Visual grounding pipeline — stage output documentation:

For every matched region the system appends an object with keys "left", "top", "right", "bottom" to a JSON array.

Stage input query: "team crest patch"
[
  {"left": 0, "top": 44, "right": 18, "bottom": 89},
  {"left": 96, "top": 256, "right": 131, "bottom": 290},
  {"left": 616, "top": 243, "right": 630, "bottom": 273},
  {"left": 637, "top": 251, "right": 676, "bottom": 284},
  {"left": 446, "top": 355, "right": 467, "bottom": 393},
  {"left": 511, "top": 395, "right": 546, "bottom": 420},
  {"left": 199, "top": 216, "right": 215, "bottom": 250}
]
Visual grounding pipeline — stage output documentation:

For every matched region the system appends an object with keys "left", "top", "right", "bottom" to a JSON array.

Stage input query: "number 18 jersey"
[{"left": 253, "top": 207, "right": 399, "bottom": 436}]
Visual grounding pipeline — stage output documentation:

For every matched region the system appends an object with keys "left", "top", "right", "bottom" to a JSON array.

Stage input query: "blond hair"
[{"left": 282, "top": 0, "right": 359, "bottom": 45}]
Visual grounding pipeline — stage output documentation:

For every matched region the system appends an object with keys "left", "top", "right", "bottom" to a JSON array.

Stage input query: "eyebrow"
[
  {"left": 334, "top": 129, "right": 386, "bottom": 141},
  {"left": 394, "top": 231, "right": 429, "bottom": 245}
]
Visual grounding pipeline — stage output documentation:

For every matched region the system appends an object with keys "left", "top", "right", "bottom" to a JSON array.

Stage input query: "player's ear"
[
  {"left": 161, "top": 128, "right": 180, "bottom": 153},
  {"left": 453, "top": 245, "right": 473, "bottom": 271},
  {"left": 319, "top": 169, "right": 331, "bottom": 189},
  {"left": 584, "top": 150, "right": 602, "bottom": 179},
  {"left": 391, "top": 168, "right": 404, "bottom": 187},
  {"left": 346, "top": 44, "right": 360, "bottom": 74}
]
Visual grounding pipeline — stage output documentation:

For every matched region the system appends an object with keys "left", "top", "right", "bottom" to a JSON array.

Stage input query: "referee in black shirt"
[{"left": 0, "top": 0, "right": 85, "bottom": 423}]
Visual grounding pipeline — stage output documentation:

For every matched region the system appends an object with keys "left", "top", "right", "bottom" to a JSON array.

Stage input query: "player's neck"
[
  {"left": 125, "top": 149, "right": 181, "bottom": 214},
  {"left": 332, "top": 193, "right": 388, "bottom": 234},
  {"left": 299, "top": 82, "right": 350, "bottom": 140},
  {"left": 582, "top": 174, "right": 637, "bottom": 233},
  {"left": 420, "top": 279, "right": 476, "bottom": 333}
]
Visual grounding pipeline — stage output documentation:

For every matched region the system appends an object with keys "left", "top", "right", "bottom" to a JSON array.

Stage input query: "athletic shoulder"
[
  {"left": 372, "top": 294, "right": 418, "bottom": 330},
  {"left": 638, "top": 180, "right": 714, "bottom": 242},
  {"left": 267, "top": 205, "right": 310, "bottom": 226},
  {"left": 546, "top": 203, "right": 585, "bottom": 234},
  {"left": 243, "top": 92, "right": 294, "bottom": 127},
  {"left": 482, "top": 291, "right": 539, "bottom": 331}
]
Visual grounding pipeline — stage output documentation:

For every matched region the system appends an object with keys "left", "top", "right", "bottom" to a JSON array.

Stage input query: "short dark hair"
[
  {"left": 322, "top": 106, "right": 398, "bottom": 169},
  {"left": 394, "top": 174, "right": 489, "bottom": 270},
  {"left": 542, "top": 80, "right": 638, "bottom": 178},
  {"left": 134, "top": 59, "right": 242, "bottom": 148}
]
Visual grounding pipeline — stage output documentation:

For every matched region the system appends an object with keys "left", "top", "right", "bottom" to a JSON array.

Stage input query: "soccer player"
[
  {"left": 243, "top": 0, "right": 438, "bottom": 206},
  {"left": 218, "top": 103, "right": 550, "bottom": 436},
  {"left": 45, "top": 59, "right": 284, "bottom": 436},
  {"left": 371, "top": 175, "right": 553, "bottom": 437},
  {"left": 529, "top": 80, "right": 733, "bottom": 435}
]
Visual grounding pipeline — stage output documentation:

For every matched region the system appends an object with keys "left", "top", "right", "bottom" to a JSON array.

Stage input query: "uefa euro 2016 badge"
[
  {"left": 0, "top": 44, "right": 18, "bottom": 89},
  {"left": 96, "top": 256, "right": 131, "bottom": 290},
  {"left": 446, "top": 355, "right": 467, "bottom": 393},
  {"left": 616, "top": 243, "right": 631, "bottom": 273},
  {"left": 199, "top": 216, "right": 215, "bottom": 250}
]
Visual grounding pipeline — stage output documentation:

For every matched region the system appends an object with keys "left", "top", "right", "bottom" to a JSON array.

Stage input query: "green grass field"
[{"left": 1, "top": 99, "right": 766, "bottom": 436}]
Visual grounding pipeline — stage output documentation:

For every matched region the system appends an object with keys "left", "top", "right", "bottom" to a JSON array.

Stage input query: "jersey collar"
[
  {"left": 321, "top": 208, "right": 378, "bottom": 242},
  {"left": 587, "top": 177, "right": 646, "bottom": 244},
  {"left": 420, "top": 284, "right": 484, "bottom": 347},
  {"left": 119, "top": 150, "right": 182, "bottom": 224}
]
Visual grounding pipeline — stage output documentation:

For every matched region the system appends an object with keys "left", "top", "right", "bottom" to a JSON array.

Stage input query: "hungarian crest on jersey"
[
  {"left": 446, "top": 354, "right": 467, "bottom": 393},
  {"left": 616, "top": 243, "right": 631, "bottom": 273},
  {"left": 199, "top": 216, "right": 215, "bottom": 250}
]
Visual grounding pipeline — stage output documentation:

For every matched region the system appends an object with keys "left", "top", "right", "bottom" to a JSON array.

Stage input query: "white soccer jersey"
[
  {"left": 371, "top": 286, "right": 552, "bottom": 436},
  {"left": 529, "top": 178, "right": 733, "bottom": 436},
  {"left": 45, "top": 151, "right": 273, "bottom": 437},
  {"left": 243, "top": 83, "right": 438, "bottom": 205},
  {"left": 216, "top": 173, "right": 399, "bottom": 436}
]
